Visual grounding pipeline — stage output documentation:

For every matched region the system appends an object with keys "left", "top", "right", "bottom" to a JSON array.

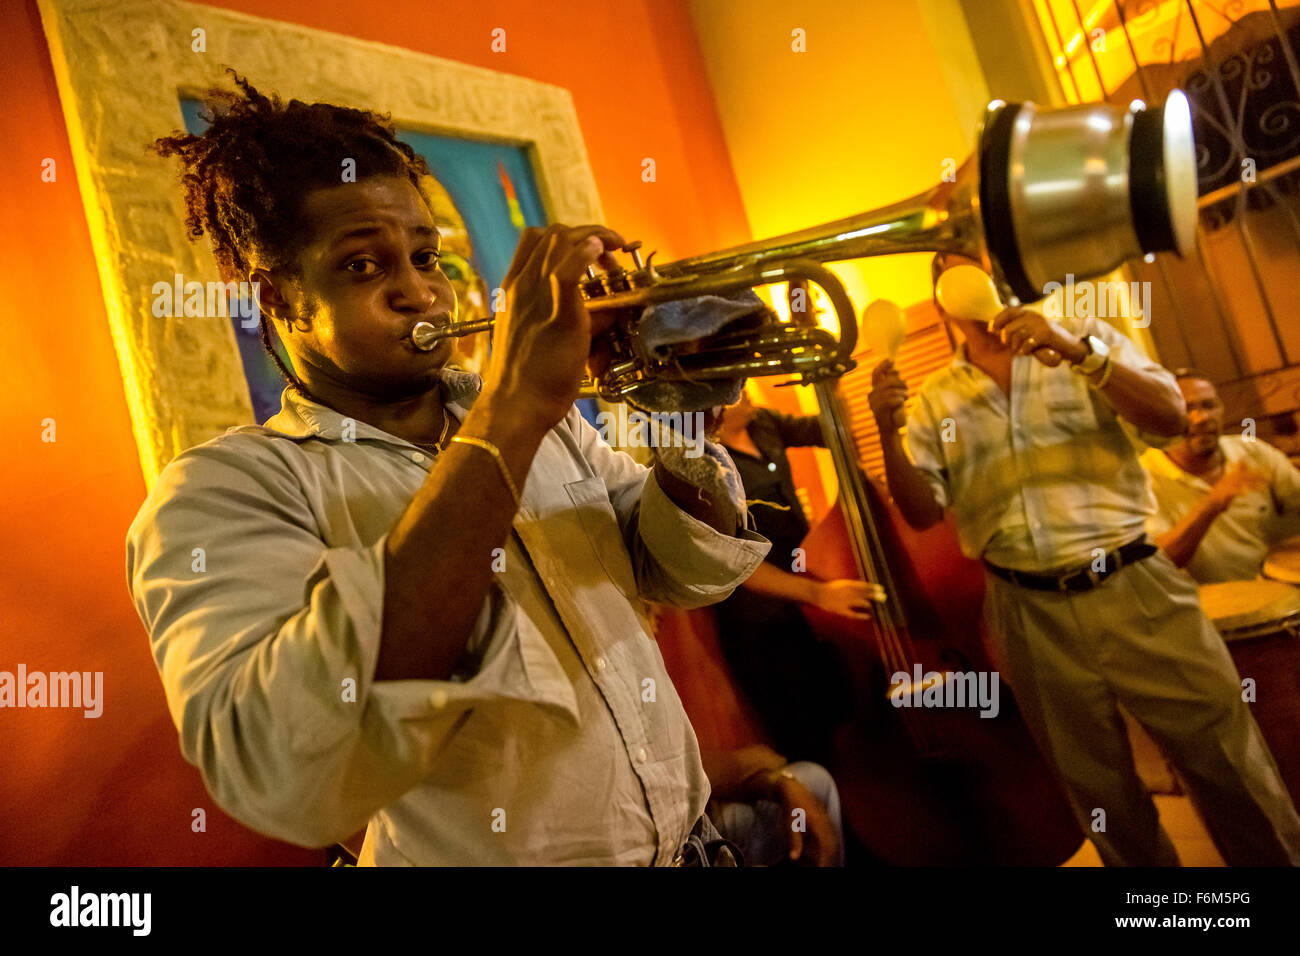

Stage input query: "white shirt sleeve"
[
  {"left": 561, "top": 404, "right": 770, "bottom": 608},
  {"left": 125, "top": 436, "right": 567, "bottom": 848},
  {"left": 1139, "top": 449, "right": 1179, "bottom": 537},
  {"left": 1249, "top": 438, "right": 1300, "bottom": 514}
]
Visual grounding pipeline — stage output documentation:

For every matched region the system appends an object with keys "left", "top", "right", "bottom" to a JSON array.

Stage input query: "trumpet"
[{"left": 413, "top": 93, "right": 1196, "bottom": 407}]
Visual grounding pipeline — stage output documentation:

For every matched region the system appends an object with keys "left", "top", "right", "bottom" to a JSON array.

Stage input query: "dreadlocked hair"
[{"left": 150, "top": 68, "right": 433, "bottom": 398}]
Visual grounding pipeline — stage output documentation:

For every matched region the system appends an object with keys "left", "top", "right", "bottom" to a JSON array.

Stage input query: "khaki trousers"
[{"left": 982, "top": 549, "right": 1300, "bottom": 866}]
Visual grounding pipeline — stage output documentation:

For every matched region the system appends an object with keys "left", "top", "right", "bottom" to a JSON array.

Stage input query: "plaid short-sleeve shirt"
[{"left": 904, "top": 316, "right": 1176, "bottom": 572}]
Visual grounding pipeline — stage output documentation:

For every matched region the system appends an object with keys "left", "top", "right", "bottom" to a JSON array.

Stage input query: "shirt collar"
[
  {"left": 1145, "top": 440, "right": 1223, "bottom": 488},
  {"left": 948, "top": 339, "right": 1009, "bottom": 388},
  {"left": 243, "top": 366, "right": 483, "bottom": 444}
]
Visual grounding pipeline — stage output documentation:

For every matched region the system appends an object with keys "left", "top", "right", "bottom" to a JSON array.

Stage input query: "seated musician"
[
  {"left": 126, "top": 72, "right": 775, "bottom": 866},
  {"left": 709, "top": 386, "right": 883, "bottom": 768},
  {"left": 867, "top": 251, "right": 1300, "bottom": 866},
  {"left": 702, "top": 742, "right": 845, "bottom": 866},
  {"left": 1141, "top": 369, "right": 1300, "bottom": 583}
]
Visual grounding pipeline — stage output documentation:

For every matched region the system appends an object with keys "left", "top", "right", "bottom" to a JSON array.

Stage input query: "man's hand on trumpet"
[
  {"left": 484, "top": 223, "right": 627, "bottom": 433},
  {"left": 485, "top": 223, "right": 746, "bottom": 538}
]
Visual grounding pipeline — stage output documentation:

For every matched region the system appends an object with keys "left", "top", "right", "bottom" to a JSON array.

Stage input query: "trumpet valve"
[
  {"left": 624, "top": 240, "right": 645, "bottom": 270},
  {"left": 580, "top": 241, "right": 654, "bottom": 302},
  {"left": 601, "top": 267, "right": 632, "bottom": 294},
  {"left": 581, "top": 267, "right": 607, "bottom": 300}
]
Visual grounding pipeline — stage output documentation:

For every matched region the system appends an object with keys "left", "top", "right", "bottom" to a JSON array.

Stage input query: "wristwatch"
[{"left": 1070, "top": 334, "right": 1110, "bottom": 377}]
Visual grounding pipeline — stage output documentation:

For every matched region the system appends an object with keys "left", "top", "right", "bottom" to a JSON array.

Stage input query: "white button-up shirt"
[
  {"left": 125, "top": 369, "right": 769, "bottom": 865},
  {"left": 904, "top": 315, "right": 1176, "bottom": 572}
]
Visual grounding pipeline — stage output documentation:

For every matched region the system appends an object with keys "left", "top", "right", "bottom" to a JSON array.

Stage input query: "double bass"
[{"left": 795, "top": 346, "right": 1084, "bottom": 865}]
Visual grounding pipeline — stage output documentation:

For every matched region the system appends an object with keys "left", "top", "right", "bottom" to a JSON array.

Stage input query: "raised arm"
[
  {"left": 1156, "top": 459, "right": 1269, "bottom": 567},
  {"left": 1071, "top": 321, "right": 1186, "bottom": 438},
  {"left": 868, "top": 360, "right": 945, "bottom": 530},
  {"left": 768, "top": 409, "right": 827, "bottom": 448},
  {"left": 380, "top": 225, "right": 625, "bottom": 680},
  {"left": 990, "top": 311, "right": 1187, "bottom": 438}
]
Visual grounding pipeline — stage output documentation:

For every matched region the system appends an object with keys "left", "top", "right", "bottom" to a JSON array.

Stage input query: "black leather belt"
[{"left": 984, "top": 537, "right": 1157, "bottom": 593}]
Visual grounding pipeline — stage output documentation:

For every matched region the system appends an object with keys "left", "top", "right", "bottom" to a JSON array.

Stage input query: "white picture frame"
[{"left": 38, "top": 0, "right": 602, "bottom": 487}]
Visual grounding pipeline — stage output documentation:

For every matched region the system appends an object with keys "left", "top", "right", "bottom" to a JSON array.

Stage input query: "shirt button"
[
  {"left": 767, "top": 462, "right": 777, "bottom": 472},
  {"left": 429, "top": 689, "right": 448, "bottom": 710},
  {"left": 594, "top": 656, "right": 607, "bottom": 671},
  {"left": 411, "top": 451, "right": 426, "bottom": 464},
  {"left": 636, "top": 748, "right": 648, "bottom": 763}
]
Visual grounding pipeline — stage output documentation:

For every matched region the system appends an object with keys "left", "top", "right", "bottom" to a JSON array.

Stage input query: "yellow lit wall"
[
  {"left": 687, "top": 0, "right": 992, "bottom": 501},
  {"left": 687, "top": 0, "right": 990, "bottom": 316}
]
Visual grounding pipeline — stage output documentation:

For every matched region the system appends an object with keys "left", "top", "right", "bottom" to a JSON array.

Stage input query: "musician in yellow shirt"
[{"left": 1142, "top": 369, "right": 1300, "bottom": 583}]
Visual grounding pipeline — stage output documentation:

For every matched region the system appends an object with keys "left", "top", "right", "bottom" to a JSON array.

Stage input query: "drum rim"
[
  {"left": 1263, "top": 536, "right": 1300, "bottom": 583},
  {"left": 1200, "top": 580, "right": 1300, "bottom": 635},
  {"left": 1218, "top": 614, "right": 1300, "bottom": 642}
]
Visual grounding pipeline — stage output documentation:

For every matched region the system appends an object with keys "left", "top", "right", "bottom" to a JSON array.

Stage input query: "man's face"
[
  {"left": 1178, "top": 377, "right": 1224, "bottom": 456},
  {"left": 271, "top": 175, "right": 458, "bottom": 399}
]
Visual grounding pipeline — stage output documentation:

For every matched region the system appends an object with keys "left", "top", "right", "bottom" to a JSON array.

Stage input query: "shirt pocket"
[
  {"left": 437, "top": 595, "right": 579, "bottom": 725},
  {"left": 565, "top": 476, "right": 639, "bottom": 600},
  {"left": 1042, "top": 394, "right": 1100, "bottom": 436}
]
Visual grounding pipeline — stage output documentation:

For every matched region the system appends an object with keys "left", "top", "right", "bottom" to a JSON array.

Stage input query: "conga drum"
[
  {"left": 1263, "top": 537, "right": 1300, "bottom": 585},
  {"left": 1199, "top": 580, "right": 1300, "bottom": 806}
]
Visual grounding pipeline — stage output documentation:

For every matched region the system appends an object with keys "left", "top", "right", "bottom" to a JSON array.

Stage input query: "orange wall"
[{"left": 0, "top": 0, "right": 748, "bottom": 864}]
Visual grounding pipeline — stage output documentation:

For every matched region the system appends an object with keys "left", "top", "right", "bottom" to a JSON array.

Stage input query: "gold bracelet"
[
  {"left": 451, "top": 435, "right": 522, "bottom": 507},
  {"left": 1090, "top": 356, "right": 1116, "bottom": 390}
]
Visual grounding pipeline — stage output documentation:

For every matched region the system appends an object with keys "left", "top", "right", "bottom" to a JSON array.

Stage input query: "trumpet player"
[
  {"left": 867, "top": 252, "right": 1300, "bottom": 866},
  {"left": 126, "top": 72, "right": 772, "bottom": 865}
]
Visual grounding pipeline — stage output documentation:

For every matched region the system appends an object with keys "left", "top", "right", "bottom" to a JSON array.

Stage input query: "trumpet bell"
[
  {"left": 981, "top": 89, "right": 1196, "bottom": 303},
  {"left": 662, "top": 90, "right": 1197, "bottom": 305}
]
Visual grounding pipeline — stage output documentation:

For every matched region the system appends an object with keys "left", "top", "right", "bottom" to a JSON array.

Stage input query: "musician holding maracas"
[{"left": 867, "top": 251, "right": 1300, "bottom": 866}]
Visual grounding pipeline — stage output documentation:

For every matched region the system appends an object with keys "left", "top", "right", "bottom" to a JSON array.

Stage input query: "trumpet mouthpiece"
[{"left": 411, "top": 321, "right": 445, "bottom": 351}]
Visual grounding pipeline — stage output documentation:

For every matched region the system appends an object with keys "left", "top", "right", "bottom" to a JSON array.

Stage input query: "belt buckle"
[{"left": 1058, "top": 567, "right": 1095, "bottom": 591}]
